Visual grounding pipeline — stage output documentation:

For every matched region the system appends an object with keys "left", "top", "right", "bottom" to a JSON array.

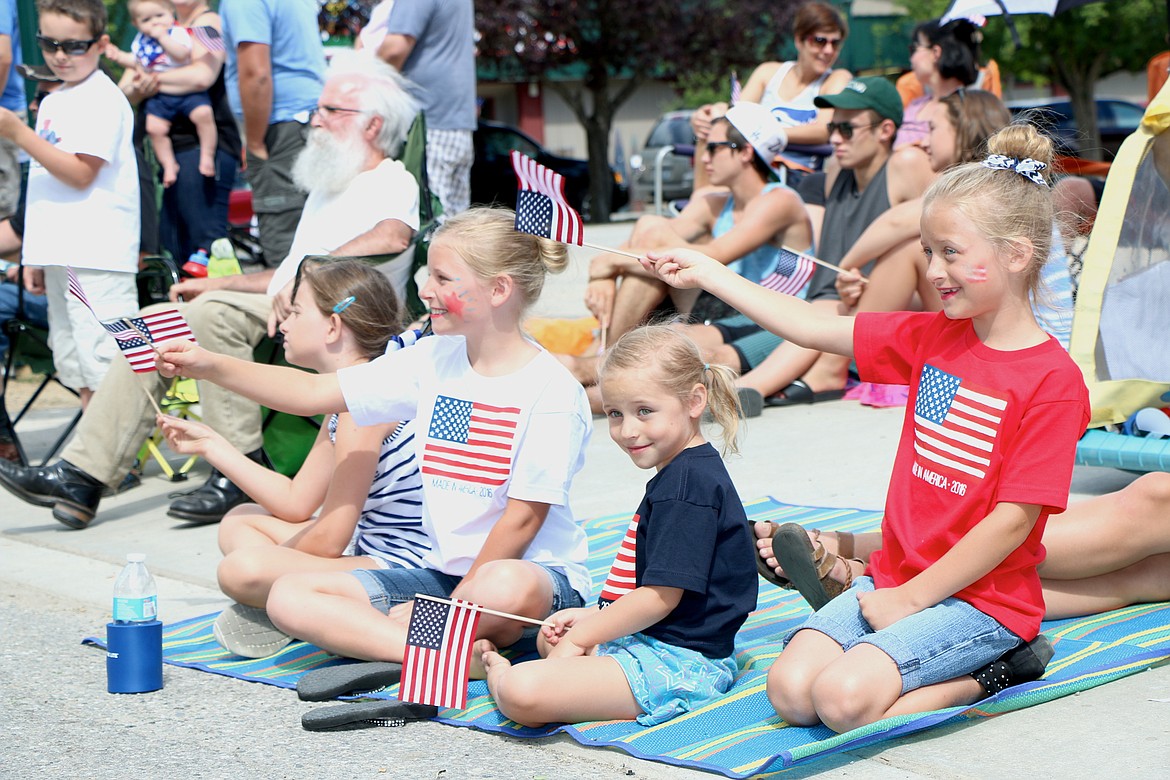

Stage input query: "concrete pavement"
[{"left": 2, "top": 222, "right": 1168, "bottom": 778}]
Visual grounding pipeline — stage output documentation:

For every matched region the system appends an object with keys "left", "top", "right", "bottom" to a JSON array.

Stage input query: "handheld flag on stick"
[
  {"left": 191, "top": 25, "right": 226, "bottom": 53},
  {"left": 399, "top": 595, "right": 483, "bottom": 710},
  {"left": 759, "top": 247, "right": 816, "bottom": 296},
  {"left": 511, "top": 151, "right": 584, "bottom": 246},
  {"left": 730, "top": 71, "right": 742, "bottom": 105},
  {"left": 598, "top": 514, "right": 640, "bottom": 607},
  {"left": 510, "top": 151, "right": 640, "bottom": 259},
  {"left": 776, "top": 246, "right": 863, "bottom": 281},
  {"left": 102, "top": 311, "right": 196, "bottom": 373},
  {"left": 66, "top": 267, "right": 197, "bottom": 373}
]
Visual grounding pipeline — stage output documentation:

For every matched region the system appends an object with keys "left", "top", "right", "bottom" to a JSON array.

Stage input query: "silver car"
[{"left": 629, "top": 110, "right": 695, "bottom": 210}]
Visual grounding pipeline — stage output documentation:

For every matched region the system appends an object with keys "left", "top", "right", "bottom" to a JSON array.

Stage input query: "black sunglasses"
[
  {"left": 806, "top": 35, "right": 843, "bottom": 50},
  {"left": 36, "top": 34, "right": 99, "bottom": 56},
  {"left": 827, "top": 121, "right": 877, "bottom": 140},
  {"left": 706, "top": 141, "right": 740, "bottom": 155}
]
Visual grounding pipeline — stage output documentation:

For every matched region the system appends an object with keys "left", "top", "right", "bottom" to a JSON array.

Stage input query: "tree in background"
[
  {"left": 901, "top": 0, "right": 1166, "bottom": 160},
  {"left": 475, "top": 0, "right": 798, "bottom": 221}
]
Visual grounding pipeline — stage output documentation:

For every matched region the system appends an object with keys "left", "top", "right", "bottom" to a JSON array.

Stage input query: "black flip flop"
[
  {"left": 765, "top": 380, "right": 846, "bottom": 407},
  {"left": 301, "top": 700, "right": 438, "bottom": 731},
  {"left": 297, "top": 662, "right": 404, "bottom": 702}
]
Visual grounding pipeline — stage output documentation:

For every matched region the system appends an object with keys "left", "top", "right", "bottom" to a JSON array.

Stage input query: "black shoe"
[
  {"left": 166, "top": 449, "right": 265, "bottom": 525},
  {"left": 0, "top": 459, "right": 103, "bottom": 529},
  {"left": 166, "top": 468, "right": 249, "bottom": 524},
  {"left": 971, "top": 635, "right": 1056, "bottom": 697},
  {"left": 102, "top": 471, "right": 142, "bottom": 498}
]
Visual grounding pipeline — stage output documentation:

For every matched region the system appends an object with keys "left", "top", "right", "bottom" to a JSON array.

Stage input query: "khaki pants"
[{"left": 62, "top": 290, "right": 272, "bottom": 486}]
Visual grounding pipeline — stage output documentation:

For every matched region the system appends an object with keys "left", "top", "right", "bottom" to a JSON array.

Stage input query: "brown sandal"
[{"left": 758, "top": 522, "right": 857, "bottom": 610}]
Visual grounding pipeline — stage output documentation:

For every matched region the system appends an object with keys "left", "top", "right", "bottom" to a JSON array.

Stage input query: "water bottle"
[
  {"left": 107, "top": 553, "right": 163, "bottom": 693},
  {"left": 113, "top": 553, "right": 158, "bottom": 622},
  {"left": 207, "top": 237, "right": 242, "bottom": 278},
  {"left": 182, "top": 248, "right": 210, "bottom": 278}
]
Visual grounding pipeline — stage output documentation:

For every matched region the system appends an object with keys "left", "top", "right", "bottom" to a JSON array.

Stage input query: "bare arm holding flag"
[
  {"left": 642, "top": 247, "right": 855, "bottom": 357},
  {"left": 157, "top": 341, "right": 348, "bottom": 416}
]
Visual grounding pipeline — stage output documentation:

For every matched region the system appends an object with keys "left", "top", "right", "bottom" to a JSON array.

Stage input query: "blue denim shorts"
[
  {"left": 597, "top": 633, "right": 738, "bottom": 726},
  {"left": 788, "top": 576, "right": 1022, "bottom": 694},
  {"left": 352, "top": 564, "right": 583, "bottom": 638}
]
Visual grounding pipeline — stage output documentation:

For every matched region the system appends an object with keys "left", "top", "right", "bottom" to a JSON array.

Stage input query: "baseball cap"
[
  {"left": 724, "top": 102, "right": 789, "bottom": 165},
  {"left": 813, "top": 77, "right": 903, "bottom": 127}
]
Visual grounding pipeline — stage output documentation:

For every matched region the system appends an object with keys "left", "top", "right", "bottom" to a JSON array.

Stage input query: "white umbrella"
[
  {"left": 941, "top": 1, "right": 1106, "bottom": 24},
  {"left": 940, "top": 0, "right": 1115, "bottom": 45}
]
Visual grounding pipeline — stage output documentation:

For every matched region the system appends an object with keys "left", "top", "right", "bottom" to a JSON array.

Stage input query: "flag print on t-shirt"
[
  {"left": 913, "top": 365, "right": 1006, "bottom": 481},
  {"left": 423, "top": 395, "right": 520, "bottom": 486},
  {"left": 598, "top": 514, "right": 639, "bottom": 608}
]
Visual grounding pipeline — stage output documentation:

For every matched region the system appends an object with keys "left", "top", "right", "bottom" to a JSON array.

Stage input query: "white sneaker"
[{"left": 212, "top": 603, "right": 293, "bottom": 658}]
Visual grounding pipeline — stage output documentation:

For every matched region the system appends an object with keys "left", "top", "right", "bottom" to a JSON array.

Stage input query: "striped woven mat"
[{"left": 84, "top": 497, "right": 1170, "bottom": 777}]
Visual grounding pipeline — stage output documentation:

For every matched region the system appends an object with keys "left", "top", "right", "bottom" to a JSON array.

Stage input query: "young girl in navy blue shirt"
[{"left": 477, "top": 325, "right": 759, "bottom": 727}]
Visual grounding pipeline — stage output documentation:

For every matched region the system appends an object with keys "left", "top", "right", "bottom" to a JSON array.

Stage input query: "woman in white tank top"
[{"left": 692, "top": 1, "right": 853, "bottom": 187}]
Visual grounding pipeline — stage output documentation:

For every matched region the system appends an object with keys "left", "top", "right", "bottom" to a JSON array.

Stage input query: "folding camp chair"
[
  {"left": 1, "top": 304, "right": 81, "bottom": 467},
  {"left": 2, "top": 267, "right": 81, "bottom": 467}
]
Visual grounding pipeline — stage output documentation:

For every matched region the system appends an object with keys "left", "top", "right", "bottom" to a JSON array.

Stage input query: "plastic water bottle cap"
[{"left": 126, "top": 553, "right": 146, "bottom": 563}]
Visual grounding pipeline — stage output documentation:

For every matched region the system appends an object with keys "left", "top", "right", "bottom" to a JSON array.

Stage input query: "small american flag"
[
  {"left": 66, "top": 267, "right": 90, "bottom": 308},
  {"left": 598, "top": 514, "right": 639, "bottom": 607},
  {"left": 511, "top": 151, "right": 584, "bottom": 246},
  {"left": 759, "top": 248, "right": 816, "bottom": 296},
  {"left": 913, "top": 365, "right": 1006, "bottom": 480},
  {"left": 422, "top": 395, "right": 519, "bottom": 486},
  {"left": 191, "top": 25, "right": 226, "bottom": 53},
  {"left": 100, "top": 310, "right": 197, "bottom": 373},
  {"left": 399, "top": 596, "right": 482, "bottom": 710},
  {"left": 730, "top": 71, "right": 742, "bottom": 105}
]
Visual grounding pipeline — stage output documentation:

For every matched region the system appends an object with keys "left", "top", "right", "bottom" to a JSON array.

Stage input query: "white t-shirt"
[
  {"left": 358, "top": 0, "right": 394, "bottom": 51},
  {"left": 267, "top": 157, "right": 420, "bottom": 294},
  {"left": 24, "top": 70, "right": 140, "bottom": 272},
  {"left": 337, "top": 336, "right": 593, "bottom": 599}
]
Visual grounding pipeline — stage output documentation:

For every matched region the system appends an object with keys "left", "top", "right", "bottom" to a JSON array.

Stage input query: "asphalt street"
[{"left": 2, "top": 222, "right": 1169, "bottom": 778}]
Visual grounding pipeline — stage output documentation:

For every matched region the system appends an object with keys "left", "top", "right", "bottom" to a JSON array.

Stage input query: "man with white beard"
[{"left": 0, "top": 55, "right": 421, "bottom": 529}]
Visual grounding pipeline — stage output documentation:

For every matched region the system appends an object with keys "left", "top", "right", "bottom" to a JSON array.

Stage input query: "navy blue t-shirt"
[{"left": 634, "top": 443, "right": 758, "bottom": 658}]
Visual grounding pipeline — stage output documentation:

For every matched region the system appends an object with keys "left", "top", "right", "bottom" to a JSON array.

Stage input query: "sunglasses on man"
[
  {"left": 826, "top": 121, "right": 878, "bottom": 140},
  {"left": 36, "top": 35, "right": 100, "bottom": 56}
]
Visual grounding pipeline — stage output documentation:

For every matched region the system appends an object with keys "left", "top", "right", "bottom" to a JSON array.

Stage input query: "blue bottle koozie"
[{"left": 106, "top": 620, "right": 163, "bottom": 693}]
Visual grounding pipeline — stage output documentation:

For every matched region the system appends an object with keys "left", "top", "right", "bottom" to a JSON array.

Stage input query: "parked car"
[
  {"left": 1006, "top": 98, "right": 1145, "bottom": 159},
  {"left": 629, "top": 110, "right": 696, "bottom": 207},
  {"left": 471, "top": 120, "right": 628, "bottom": 220}
]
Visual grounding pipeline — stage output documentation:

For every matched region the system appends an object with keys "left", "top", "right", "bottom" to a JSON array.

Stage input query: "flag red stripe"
[{"left": 423, "top": 445, "right": 512, "bottom": 467}]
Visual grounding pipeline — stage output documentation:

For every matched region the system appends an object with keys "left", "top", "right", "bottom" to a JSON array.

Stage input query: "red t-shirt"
[{"left": 855, "top": 312, "right": 1090, "bottom": 640}]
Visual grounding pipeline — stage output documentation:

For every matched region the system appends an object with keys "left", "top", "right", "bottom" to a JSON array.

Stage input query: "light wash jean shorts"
[
  {"left": 352, "top": 564, "right": 584, "bottom": 639},
  {"left": 597, "top": 632, "right": 739, "bottom": 726},
  {"left": 787, "top": 576, "right": 1023, "bottom": 694}
]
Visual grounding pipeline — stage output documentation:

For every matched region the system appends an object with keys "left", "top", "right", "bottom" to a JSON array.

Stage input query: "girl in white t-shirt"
[
  {"left": 158, "top": 208, "right": 592, "bottom": 665},
  {"left": 157, "top": 259, "right": 427, "bottom": 659}
]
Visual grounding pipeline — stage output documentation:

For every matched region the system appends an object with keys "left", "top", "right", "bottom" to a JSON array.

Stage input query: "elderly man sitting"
[{"left": 0, "top": 53, "right": 421, "bottom": 529}]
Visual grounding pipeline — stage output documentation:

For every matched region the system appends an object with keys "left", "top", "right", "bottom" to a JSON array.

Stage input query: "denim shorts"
[
  {"left": 788, "top": 577, "right": 1022, "bottom": 694},
  {"left": 352, "top": 564, "right": 583, "bottom": 638},
  {"left": 597, "top": 633, "right": 738, "bottom": 726}
]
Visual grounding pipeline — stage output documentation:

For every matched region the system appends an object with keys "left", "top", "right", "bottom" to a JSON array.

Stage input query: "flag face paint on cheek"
[
  {"left": 441, "top": 290, "right": 466, "bottom": 316},
  {"left": 966, "top": 264, "right": 989, "bottom": 283}
]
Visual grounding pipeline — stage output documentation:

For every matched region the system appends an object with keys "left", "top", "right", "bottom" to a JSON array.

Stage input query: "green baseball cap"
[{"left": 814, "top": 76, "right": 903, "bottom": 127}]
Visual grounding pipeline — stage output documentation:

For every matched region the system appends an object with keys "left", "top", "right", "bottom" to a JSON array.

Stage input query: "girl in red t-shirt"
[{"left": 640, "top": 123, "right": 1089, "bottom": 732}]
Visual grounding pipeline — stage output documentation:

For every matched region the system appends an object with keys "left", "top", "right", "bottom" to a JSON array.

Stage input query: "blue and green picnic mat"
[{"left": 84, "top": 497, "right": 1170, "bottom": 777}]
